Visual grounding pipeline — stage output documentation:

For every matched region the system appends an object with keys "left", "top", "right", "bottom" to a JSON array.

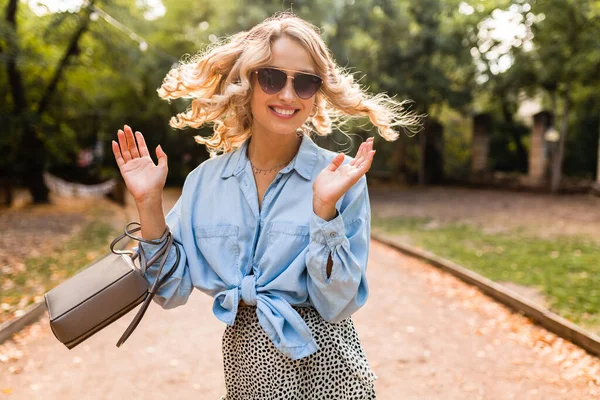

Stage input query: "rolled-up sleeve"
[
  {"left": 305, "top": 176, "right": 371, "bottom": 323},
  {"left": 134, "top": 198, "right": 193, "bottom": 310}
]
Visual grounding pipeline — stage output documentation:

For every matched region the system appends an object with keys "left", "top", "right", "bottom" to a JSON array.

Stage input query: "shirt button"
[{"left": 329, "top": 232, "right": 337, "bottom": 238}]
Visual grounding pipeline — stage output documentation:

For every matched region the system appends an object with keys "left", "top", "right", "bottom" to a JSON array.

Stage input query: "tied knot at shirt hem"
[
  {"left": 212, "top": 283, "right": 320, "bottom": 360},
  {"left": 240, "top": 274, "right": 257, "bottom": 306}
]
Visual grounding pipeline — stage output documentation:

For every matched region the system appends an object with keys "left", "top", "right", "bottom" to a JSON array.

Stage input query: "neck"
[{"left": 247, "top": 130, "right": 302, "bottom": 169}]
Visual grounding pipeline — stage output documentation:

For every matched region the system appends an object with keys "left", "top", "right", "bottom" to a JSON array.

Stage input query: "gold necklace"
[
  {"left": 247, "top": 134, "right": 301, "bottom": 175},
  {"left": 249, "top": 158, "right": 292, "bottom": 175}
]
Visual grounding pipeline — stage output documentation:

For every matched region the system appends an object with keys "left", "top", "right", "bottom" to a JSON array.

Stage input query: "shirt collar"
[{"left": 221, "top": 134, "right": 318, "bottom": 180}]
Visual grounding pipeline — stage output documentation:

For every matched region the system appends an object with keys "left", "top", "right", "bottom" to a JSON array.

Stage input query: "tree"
[
  {"left": 1, "top": 0, "right": 96, "bottom": 203},
  {"left": 526, "top": 0, "right": 600, "bottom": 191}
]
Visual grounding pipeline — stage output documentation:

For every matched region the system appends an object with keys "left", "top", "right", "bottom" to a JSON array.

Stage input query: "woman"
[{"left": 112, "top": 11, "right": 419, "bottom": 400}]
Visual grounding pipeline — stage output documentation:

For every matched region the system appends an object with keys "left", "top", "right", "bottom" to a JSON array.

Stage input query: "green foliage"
[
  {"left": 564, "top": 111, "right": 599, "bottom": 177},
  {"left": 438, "top": 105, "right": 472, "bottom": 179},
  {"left": 0, "top": 213, "right": 119, "bottom": 324},
  {"left": 474, "top": 0, "right": 600, "bottom": 179},
  {"left": 1, "top": 0, "right": 599, "bottom": 184},
  {"left": 489, "top": 119, "right": 530, "bottom": 172}
]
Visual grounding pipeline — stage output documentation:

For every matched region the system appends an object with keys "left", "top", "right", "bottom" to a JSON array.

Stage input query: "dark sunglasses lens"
[
  {"left": 257, "top": 68, "right": 287, "bottom": 94},
  {"left": 294, "top": 74, "right": 322, "bottom": 99}
]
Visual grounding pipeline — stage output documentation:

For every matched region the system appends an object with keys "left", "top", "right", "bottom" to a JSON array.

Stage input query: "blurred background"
[
  {"left": 1, "top": 1, "right": 600, "bottom": 397},
  {"left": 1, "top": 0, "right": 600, "bottom": 325},
  {"left": 0, "top": 0, "right": 598, "bottom": 198}
]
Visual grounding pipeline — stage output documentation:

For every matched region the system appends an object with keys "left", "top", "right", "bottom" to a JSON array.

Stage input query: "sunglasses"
[{"left": 255, "top": 67, "right": 322, "bottom": 99}]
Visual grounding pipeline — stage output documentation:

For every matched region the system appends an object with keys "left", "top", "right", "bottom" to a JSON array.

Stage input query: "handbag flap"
[{"left": 45, "top": 253, "right": 147, "bottom": 320}]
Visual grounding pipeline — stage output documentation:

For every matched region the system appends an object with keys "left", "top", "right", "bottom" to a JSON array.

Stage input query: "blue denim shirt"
[{"left": 136, "top": 134, "right": 371, "bottom": 360}]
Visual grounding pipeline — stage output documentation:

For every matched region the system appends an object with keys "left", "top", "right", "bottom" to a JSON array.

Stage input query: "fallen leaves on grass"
[
  {"left": 417, "top": 256, "right": 600, "bottom": 394},
  {"left": 0, "top": 198, "right": 126, "bottom": 325}
]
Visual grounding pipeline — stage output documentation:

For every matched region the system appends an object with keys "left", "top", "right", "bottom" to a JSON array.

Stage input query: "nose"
[{"left": 278, "top": 76, "right": 296, "bottom": 103}]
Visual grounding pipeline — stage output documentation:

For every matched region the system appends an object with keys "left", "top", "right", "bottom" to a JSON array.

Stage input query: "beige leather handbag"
[{"left": 44, "top": 222, "right": 179, "bottom": 349}]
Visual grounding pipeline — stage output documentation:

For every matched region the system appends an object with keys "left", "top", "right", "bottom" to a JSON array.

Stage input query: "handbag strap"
[
  {"left": 109, "top": 222, "right": 169, "bottom": 262},
  {"left": 109, "top": 222, "right": 180, "bottom": 348}
]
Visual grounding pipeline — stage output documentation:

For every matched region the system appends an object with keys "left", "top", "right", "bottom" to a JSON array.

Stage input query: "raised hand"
[
  {"left": 312, "top": 137, "right": 375, "bottom": 218},
  {"left": 112, "top": 125, "right": 168, "bottom": 204}
]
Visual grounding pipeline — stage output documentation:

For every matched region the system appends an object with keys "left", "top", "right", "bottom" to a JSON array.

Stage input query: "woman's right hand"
[{"left": 112, "top": 125, "right": 168, "bottom": 204}]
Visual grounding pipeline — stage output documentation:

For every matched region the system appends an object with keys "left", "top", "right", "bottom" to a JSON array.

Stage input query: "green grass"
[
  {"left": 1, "top": 213, "right": 120, "bottom": 323},
  {"left": 372, "top": 216, "right": 600, "bottom": 333}
]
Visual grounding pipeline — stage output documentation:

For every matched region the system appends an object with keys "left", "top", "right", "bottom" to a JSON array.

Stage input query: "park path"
[
  {"left": 368, "top": 185, "right": 600, "bottom": 243},
  {"left": 1, "top": 188, "right": 599, "bottom": 399}
]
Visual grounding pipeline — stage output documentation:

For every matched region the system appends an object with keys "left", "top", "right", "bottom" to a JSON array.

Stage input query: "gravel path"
[
  {"left": 1, "top": 187, "right": 599, "bottom": 399},
  {"left": 369, "top": 185, "right": 600, "bottom": 242}
]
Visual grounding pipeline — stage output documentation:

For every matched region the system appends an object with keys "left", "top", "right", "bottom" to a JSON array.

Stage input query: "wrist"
[
  {"left": 134, "top": 193, "right": 163, "bottom": 210},
  {"left": 313, "top": 197, "right": 338, "bottom": 222}
]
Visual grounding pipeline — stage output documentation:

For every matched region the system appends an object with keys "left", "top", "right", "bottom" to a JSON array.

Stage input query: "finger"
[
  {"left": 117, "top": 129, "right": 132, "bottom": 162},
  {"left": 360, "top": 138, "right": 373, "bottom": 159},
  {"left": 354, "top": 138, "right": 374, "bottom": 171},
  {"left": 136, "top": 131, "right": 150, "bottom": 158},
  {"left": 156, "top": 144, "right": 168, "bottom": 168},
  {"left": 358, "top": 150, "right": 376, "bottom": 172},
  {"left": 350, "top": 142, "right": 365, "bottom": 166},
  {"left": 361, "top": 139, "right": 374, "bottom": 163},
  {"left": 365, "top": 137, "right": 374, "bottom": 154},
  {"left": 353, "top": 142, "right": 368, "bottom": 166},
  {"left": 112, "top": 140, "right": 125, "bottom": 168},
  {"left": 124, "top": 125, "right": 141, "bottom": 158},
  {"left": 326, "top": 153, "right": 345, "bottom": 172}
]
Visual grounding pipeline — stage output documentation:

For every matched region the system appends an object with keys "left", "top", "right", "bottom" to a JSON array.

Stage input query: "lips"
[{"left": 269, "top": 106, "right": 299, "bottom": 118}]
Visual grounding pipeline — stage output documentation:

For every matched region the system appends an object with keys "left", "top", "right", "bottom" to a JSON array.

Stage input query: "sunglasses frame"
[{"left": 254, "top": 67, "right": 323, "bottom": 99}]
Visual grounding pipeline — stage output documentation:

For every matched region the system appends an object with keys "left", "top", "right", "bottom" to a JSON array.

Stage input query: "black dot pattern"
[{"left": 218, "top": 306, "right": 377, "bottom": 399}]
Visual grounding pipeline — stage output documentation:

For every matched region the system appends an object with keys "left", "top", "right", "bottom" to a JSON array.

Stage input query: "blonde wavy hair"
[{"left": 158, "top": 11, "right": 422, "bottom": 157}]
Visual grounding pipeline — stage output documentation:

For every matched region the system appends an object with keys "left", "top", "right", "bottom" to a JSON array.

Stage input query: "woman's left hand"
[{"left": 313, "top": 137, "right": 375, "bottom": 218}]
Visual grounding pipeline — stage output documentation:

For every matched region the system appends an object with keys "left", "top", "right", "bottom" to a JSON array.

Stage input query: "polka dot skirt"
[{"left": 218, "top": 306, "right": 377, "bottom": 400}]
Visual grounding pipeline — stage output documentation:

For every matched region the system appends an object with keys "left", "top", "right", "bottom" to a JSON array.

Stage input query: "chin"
[{"left": 269, "top": 123, "right": 302, "bottom": 136}]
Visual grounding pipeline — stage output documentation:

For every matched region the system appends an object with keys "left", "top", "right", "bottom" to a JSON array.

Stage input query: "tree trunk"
[
  {"left": 550, "top": 86, "right": 571, "bottom": 193},
  {"left": 37, "top": 4, "right": 94, "bottom": 115},
  {"left": 4, "top": 0, "right": 26, "bottom": 114},
  {"left": 5, "top": 0, "right": 94, "bottom": 204},
  {"left": 21, "top": 124, "right": 50, "bottom": 203},
  {"left": 4, "top": 0, "right": 50, "bottom": 203}
]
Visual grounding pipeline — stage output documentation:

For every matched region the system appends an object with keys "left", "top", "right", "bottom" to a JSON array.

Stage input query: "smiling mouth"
[{"left": 269, "top": 106, "right": 299, "bottom": 117}]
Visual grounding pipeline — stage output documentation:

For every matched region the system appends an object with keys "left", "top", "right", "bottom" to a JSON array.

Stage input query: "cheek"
[
  {"left": 250, "top": 87, "right": 267, "bottom": 118},
  {"left": 299, "top": 99, "right": 314, "bottom": 118}
]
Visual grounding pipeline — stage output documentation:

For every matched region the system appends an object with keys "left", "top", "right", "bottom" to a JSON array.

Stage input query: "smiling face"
[{"left": 250, "top": 35, "right": 318, "bottom": 137}]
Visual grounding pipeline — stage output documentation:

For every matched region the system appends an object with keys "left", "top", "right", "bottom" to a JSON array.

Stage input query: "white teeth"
[{"left": 273, "top": 107, "right": 296, "bottom": 116}]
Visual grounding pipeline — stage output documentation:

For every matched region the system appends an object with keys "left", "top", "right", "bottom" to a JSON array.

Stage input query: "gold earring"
[{"left": 309, "top": 105, "right": 319, "bottom": 118}]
